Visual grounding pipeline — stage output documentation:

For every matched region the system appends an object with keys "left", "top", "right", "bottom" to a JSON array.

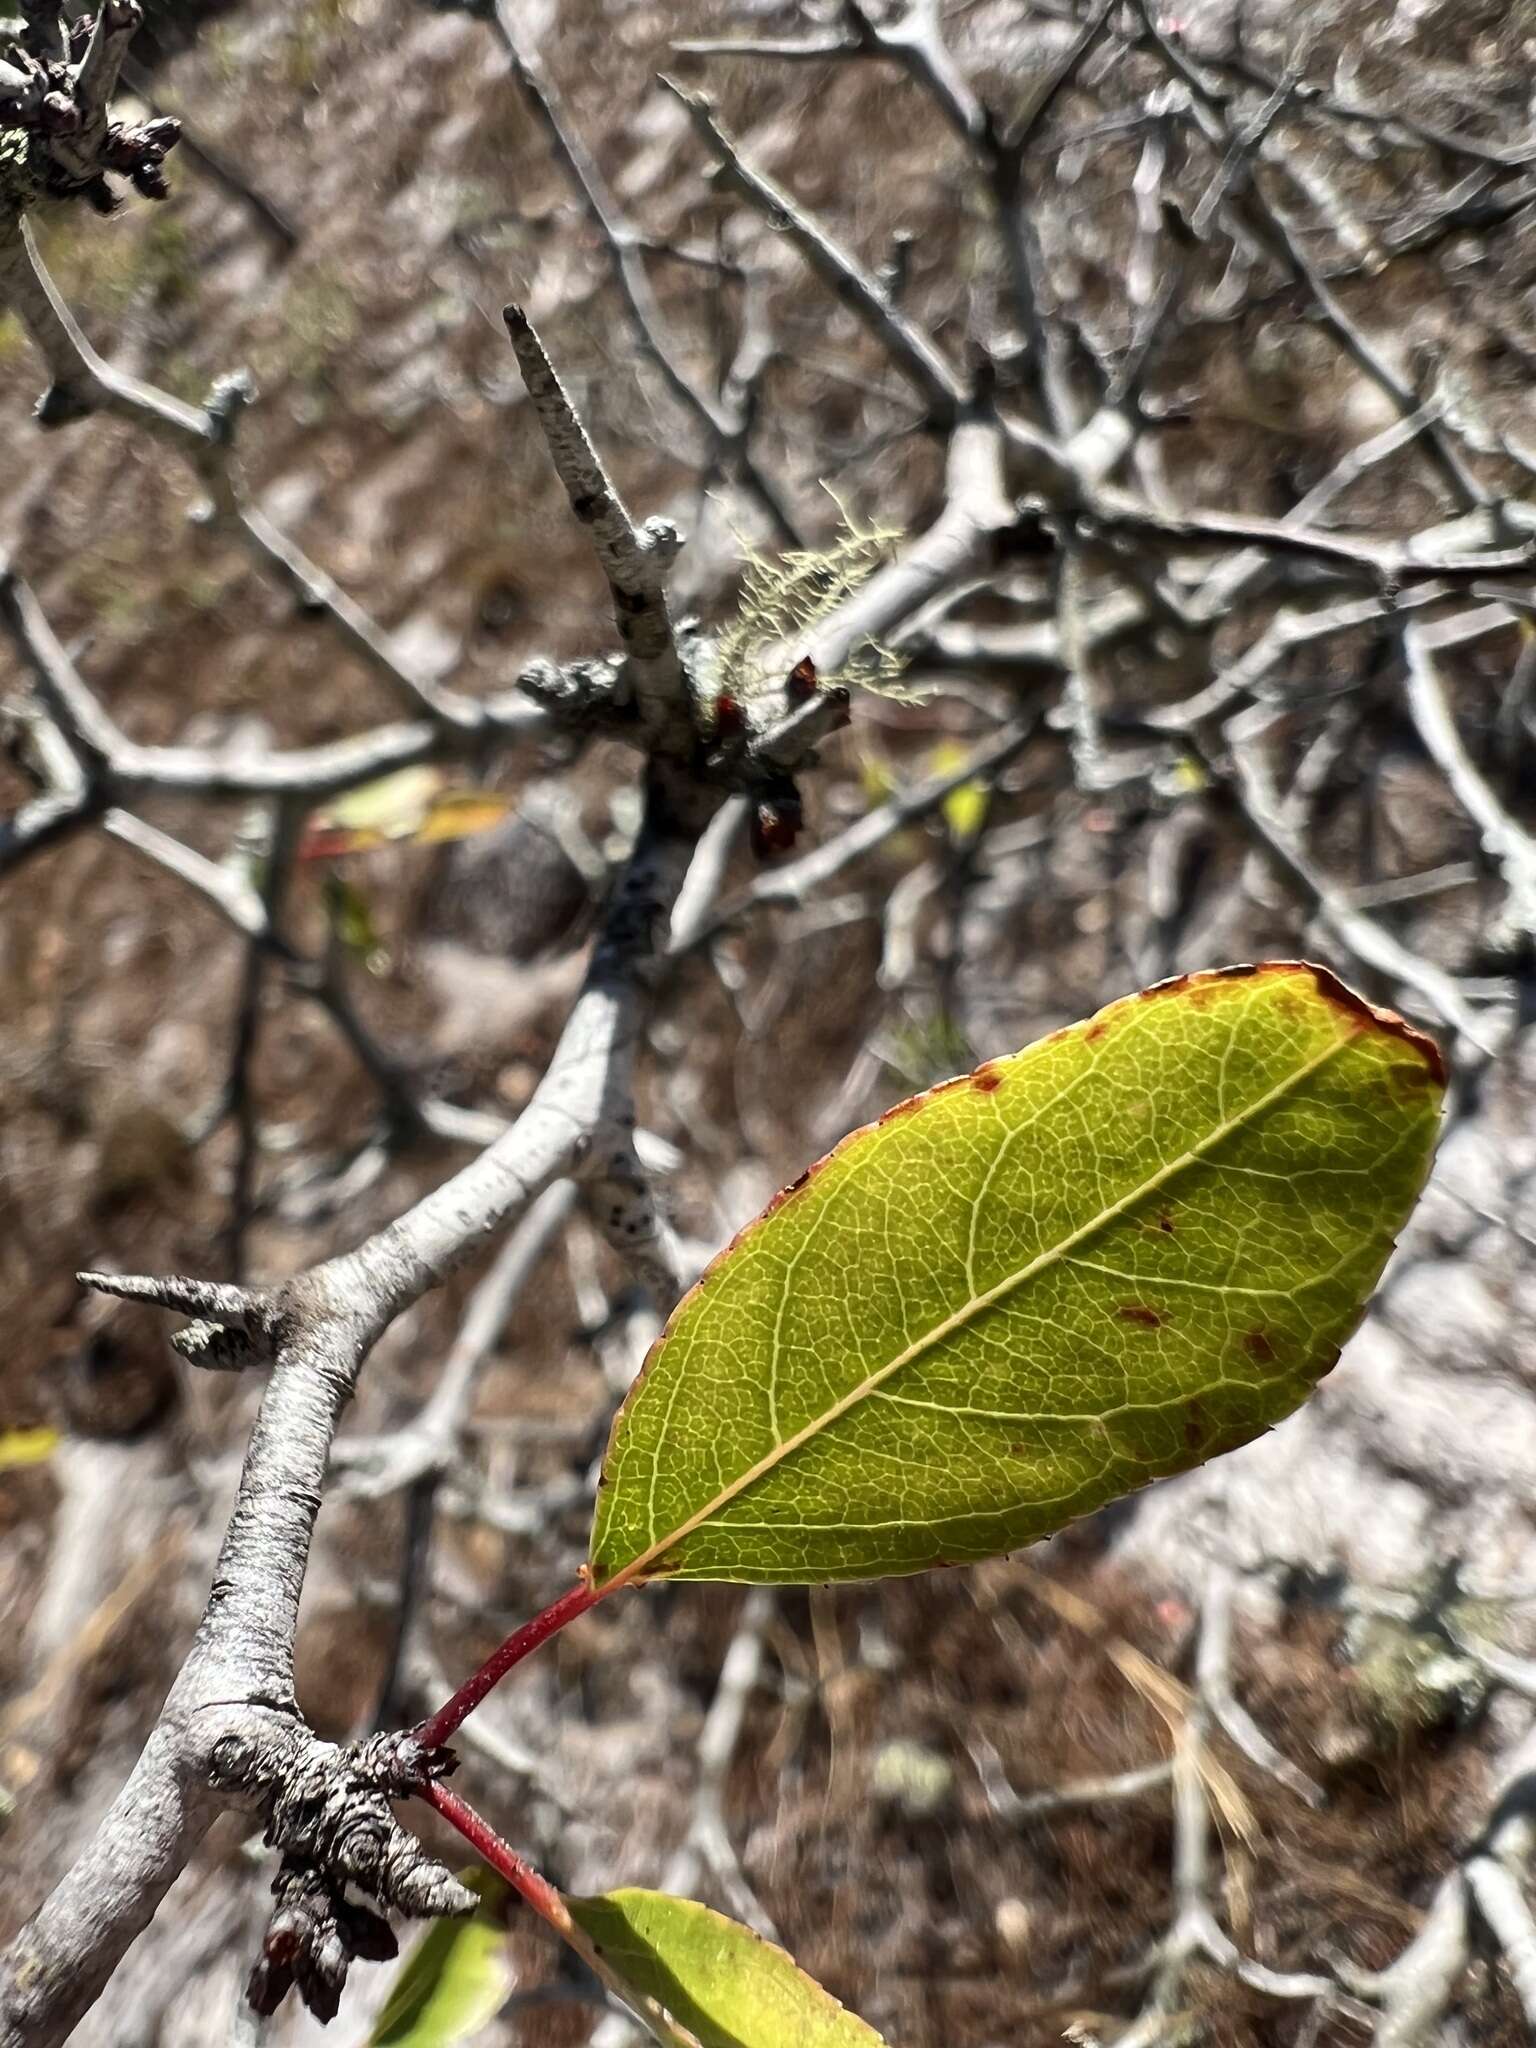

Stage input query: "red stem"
[
  {"left": 414, "top": 1579, "right": 603, "bottom": 1749},
  {"left": 421, "top": 1781, "right": 568, "bottom": 1929}
]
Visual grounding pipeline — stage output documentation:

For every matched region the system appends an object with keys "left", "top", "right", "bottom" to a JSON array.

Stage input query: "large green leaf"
[
  {"left": 567, "top": 1890, "right": 887, "bottom": 2048},
  {"left": 365, "top": 1871, "right": 511, "bottom": 2047},
  {"left": 590, "top": 963, "right": 1442, "bottom": 1588}
]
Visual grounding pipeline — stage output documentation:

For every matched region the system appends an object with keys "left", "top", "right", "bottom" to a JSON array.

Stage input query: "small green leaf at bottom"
[
  {"left": 567, "top": 1890, "right": 889, "bottom": 2048},
  {"left": 365, "top": 1870, "right": 512, "bottom": 2047}
]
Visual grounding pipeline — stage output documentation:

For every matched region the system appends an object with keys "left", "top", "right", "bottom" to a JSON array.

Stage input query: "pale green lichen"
[
  {"left": 713, "top": 501, "right": 906, "bottom": 707},
  {"left": 872, "top": 1739, "right": 953, "bottom": 1818},
  {"left": 1344, "top": 1582, "right": 1499, "bottom": 1733}
]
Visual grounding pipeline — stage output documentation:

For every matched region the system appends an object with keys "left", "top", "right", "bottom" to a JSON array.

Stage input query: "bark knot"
[{"left": 222, "top": 1726, "right": 473, "bottom": 2021}]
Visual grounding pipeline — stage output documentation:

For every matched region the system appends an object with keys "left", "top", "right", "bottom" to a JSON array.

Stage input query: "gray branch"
[
  {"left": 504, "top": 304, "right": 689, "bottom": 746},
  {"left": 0, "top": 783, "right": 702, "bottom": 2047},
  {"left": 663, "top": 76, "right": 966, "bottom": 430}
]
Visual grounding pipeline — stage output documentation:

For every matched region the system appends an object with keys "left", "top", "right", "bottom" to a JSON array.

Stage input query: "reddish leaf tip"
[{"left": 1136, "top": 961, "right": 1446, "bottom": 1090}]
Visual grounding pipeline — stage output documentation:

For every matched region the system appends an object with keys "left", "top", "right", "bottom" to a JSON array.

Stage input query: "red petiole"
[
  {"left": 424, "top": 1778, "right": 690, "bottom": 2047},
  {"left": 413, "top": 1577, "right": 610, "bottom": 1750},
  {"left": 414, "top": 1576, "right": 697, "bottom": 2043},
  {"left": 420, "top": 1780, "right": 570, "bottom": 1928}
]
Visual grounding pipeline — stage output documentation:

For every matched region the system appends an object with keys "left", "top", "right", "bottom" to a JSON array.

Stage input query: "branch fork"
[{"left": 78, "top": 1267, "right": 282, "bottom": 1372}]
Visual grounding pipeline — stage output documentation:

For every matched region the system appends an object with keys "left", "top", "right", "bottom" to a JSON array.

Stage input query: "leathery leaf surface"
[
  {"left": 567, "top": 1890, "right": 888, "bottom": 2047},
  {"left": 590, "top": 963, "right": 1443, "bottom": 1587}
]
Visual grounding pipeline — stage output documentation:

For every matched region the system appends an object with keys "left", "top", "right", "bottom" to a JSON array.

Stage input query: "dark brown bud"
[
  {"left": 245, "top": 1955, "right": 293, "bottom": 2019},
  {"left": 750, "top": 780, "right": 803, "bottom": 859},
  {"left": 335, "top": 1899, "right": 399, "bottom": 1964}
]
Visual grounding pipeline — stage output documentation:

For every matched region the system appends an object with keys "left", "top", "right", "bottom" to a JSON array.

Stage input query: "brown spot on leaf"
[
  {"left": 973, "top": 1066, "right": 1003, "bottom": 1093},
  {"left": 1157, "top": 1212, "right": 1176, "bottom": 1235},
  {"left": 1301, "top": 959, "right": 1446, "bottom": 1084},
  {"left": 1084, "top": 1021, "right": 1108, "bottom": 1043},
  {"left": 1129, "top": 962, "right": 1445, "bottom": 1090},
  {"left": 1243, "top": 1330, "right": 1276, "bottom": 1363},
  {"left": 762, "top": 1162, "right": 818, "bottom": 1217},
  {"left": 1117, "top": 1304, "right": 1162, "bottom": 1328},
  {"left": 870, "top": 1068, "right": 983, "bottom": 1131},
  {"left": 880, "top": 1092, "right": 927, "bottom": 1123}
]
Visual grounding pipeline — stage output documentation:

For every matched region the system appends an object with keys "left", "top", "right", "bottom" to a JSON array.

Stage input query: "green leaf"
[
  {"left": 366, "top": 1871, "right": 511, "bottom": 2047},
  {"left": 590, "top": 963, "right": 1443, "bottom": 1588},
  {"left": 301, "top": 767, "right": 511, "bottom": 859},
  {"left": 858, "top": 752, "right": 898, "bottom": 808},
  {"left": 0, "top": 1427, "right": 60, "bottom": 1471},
  {"left": 928, "top": 739, "right": 989, "bottom": 845},
  {"left": 322, "top": 871, "right": 392, "bottom": 977},
  {"left": 567, "top": 1890, "right": 888, "bottom": 2048}
]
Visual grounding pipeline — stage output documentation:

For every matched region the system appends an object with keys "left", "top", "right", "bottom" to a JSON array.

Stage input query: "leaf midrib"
[{"left": 597, "top": 1023, "right": 1357, "bottom": 1588}]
